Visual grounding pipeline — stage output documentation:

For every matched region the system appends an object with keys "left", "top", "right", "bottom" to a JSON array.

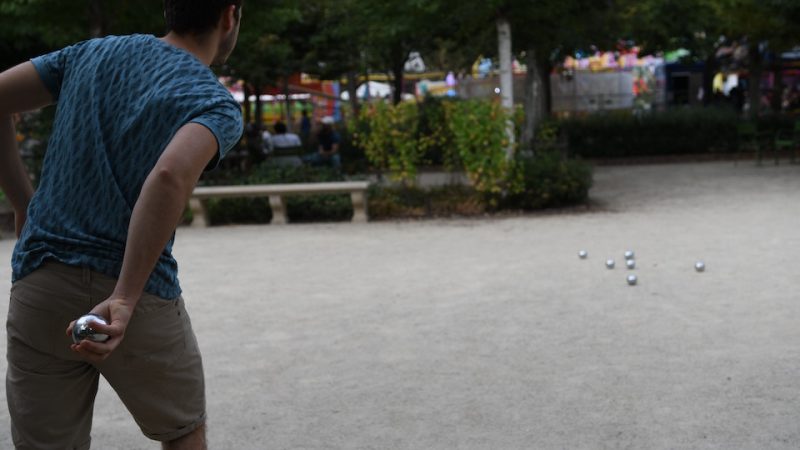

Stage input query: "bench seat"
[{"left": 189, "top": 181, "right": 370, "bottom": 227}]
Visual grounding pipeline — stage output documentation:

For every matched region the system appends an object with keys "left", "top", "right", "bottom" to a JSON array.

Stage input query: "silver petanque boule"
[
  {"left": 624, "top": 250, "right": 635, "bottom": 260},
  {"left": 626, "top": 259, "right": 636, "bottom": 270},
  {"left": 72, "top": 313, "right": 110, "bottom": 344},
  {"left": 578, "top": 250, "right": 588, "bottom": 259},
  {"left": 695, "top": 261, "right": 705, "bottom": 272},
  {"left": 627, "top": 274, "right": 638, "bottom": 286},
  {"left": 606, "top": 259, "right": 615, "bottom": 269}
]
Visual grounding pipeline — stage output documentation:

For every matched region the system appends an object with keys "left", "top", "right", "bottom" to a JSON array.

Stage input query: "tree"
[
  {"left": 449, "top": 0, "right": 616, "bottom": 153},
  {"left": 511, "top": 0, "right": 616, "bottom": 151},
  {"left": 622, "top": 0, "right": 799, "bottom": 116},
  {"left": 301, "top": 0, "right": 369, "bottom": 117},
  {"left": 0, "top": 0, "right": 162, "bottom": 69},
  {"left": 353, "top": 0, "right": 452, "bottom": 105},
  {"left": 620, "top": 0, "right": 730, "bottom": 109}
]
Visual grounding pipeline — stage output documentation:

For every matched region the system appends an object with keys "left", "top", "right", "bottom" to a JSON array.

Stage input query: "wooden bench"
[{"left": 189, "top": 181, "right": 370, "bottom": 227}]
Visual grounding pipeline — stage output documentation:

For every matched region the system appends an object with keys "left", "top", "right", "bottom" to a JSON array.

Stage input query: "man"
[
  {"left": 0, "top": 1, "right": 244, "bottom": 448},
  {"left": 303, "top": 116, "right": 341, "bottom": 169},
  {"left": 271, "top": 121, "right": 302, "bottom": 149},
  {"left": 298, "top": 109, "right": 312, "bottom": 146}
]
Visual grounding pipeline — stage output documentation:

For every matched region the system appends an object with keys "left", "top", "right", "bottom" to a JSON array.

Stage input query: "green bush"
[
  {"left": 336, "top": 126, "right": 369, "bottom": 175},
  {"left": 418, "top": 96, "right": 459, "bottom": 169},
  {"left": 368, "top": 184, "right": 485, "bottom": 219},
  {"left": 444, "top": 99, "right": 520, "bottom": 198},
  {"left": 500, "top": 152, "right": 593, "bottom": 210},
  {"left": 203, "top": 165, "right": 355, "bottom": 225},
  {"left": 352, "top": 101, "right": 429, "bottom": 184},
  {"left": 352, "top": 98, "right": 520, "bottom": 195},
  {"left": 561, "top": 108, "right": 742, "bottom": 158}
]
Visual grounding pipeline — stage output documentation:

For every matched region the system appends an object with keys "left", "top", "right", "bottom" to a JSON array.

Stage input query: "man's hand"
[{"left": 66, "top": 296, "right": 136, "bottom": 363}]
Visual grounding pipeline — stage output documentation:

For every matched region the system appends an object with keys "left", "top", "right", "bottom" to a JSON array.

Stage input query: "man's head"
[
  {"left": 164, "top": 0, "right": 243, "bottom": 65},
  {"left": 274, "top": 122, "right": 287, "bottom": 134}
]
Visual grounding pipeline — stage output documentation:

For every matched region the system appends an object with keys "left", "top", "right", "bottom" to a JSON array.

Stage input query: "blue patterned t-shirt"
[{"left": 12, "top": 34, "right": 243, "bottom": 299}]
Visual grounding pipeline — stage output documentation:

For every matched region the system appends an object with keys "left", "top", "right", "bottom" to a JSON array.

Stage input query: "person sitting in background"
[
  {"left": 299, "top": 109, "right": 311, "bottom": 145},
  {"left": 303, "top": 116, "right": 340, "bottom": 169},
  {"left": 271, "top": 121, "right": 302, "bottom": 149}
]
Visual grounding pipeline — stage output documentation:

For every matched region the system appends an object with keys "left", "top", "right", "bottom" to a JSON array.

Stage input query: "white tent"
[{"left": 340, "top": 81, "right": 393, "bottom": 101}]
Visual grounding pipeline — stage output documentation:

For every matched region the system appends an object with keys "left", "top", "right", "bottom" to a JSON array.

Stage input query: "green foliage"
[
  {"left": 417, "top": 96, "right": 459, "bottom": 169},
  {"left": 368, "top": 184, "right": 486, "bottom": 219},
  {"left": 352, "top": 101, "right": 429, "bottom": 184},
  {"left": 353, "top": 98, "right": 520, "bottom": 197},
  {"left": 532, "top": 119, "right": 561, "bottom": 152},
  {"left": 335, "top": 126, "right": 369, "bottom": 175},
  {"left": 0, "top": 0, "right": 162, "bottom": 67},
  {"left": 444, "top": 100, "right": 521, "bottom": 197},
  {"left": 204, "top": 165, "right": 354, "bottom": 225},
  {"left": 501, "top": 152, "right": 593, "bottom": 210},
  {"left": 561, "top": 108, "right": 745, "bottom": 158}
]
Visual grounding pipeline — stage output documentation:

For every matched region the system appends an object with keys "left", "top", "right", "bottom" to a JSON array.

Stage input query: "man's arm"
[
  {"left": 69, "top": 123, "right": 218, "bottom": 362},
  {"left": 0, "top": 62, "right": 55, "bottom": 235}
]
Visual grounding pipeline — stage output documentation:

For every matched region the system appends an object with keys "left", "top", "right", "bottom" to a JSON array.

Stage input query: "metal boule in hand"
[{"left": 72, "top": 313, "right": 110, "bottom": 344}]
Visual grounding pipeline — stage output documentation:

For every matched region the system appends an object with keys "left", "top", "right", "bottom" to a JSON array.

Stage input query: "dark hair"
[
  {"left": 164, "top": 0, "right": 242, "bottom": 35},
  {"left": 274, "top": 121, "right": 287, "bottom": 134}
]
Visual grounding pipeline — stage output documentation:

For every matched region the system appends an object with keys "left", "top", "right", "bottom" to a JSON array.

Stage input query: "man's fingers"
[
  {"left": 71, "top": 339, "right": 115, "bottom": 363},
  {"left": 86, "top": 320, "right": 120, "bottom": 337},
  {"left": 65, "top": 320, "right": 77, "bottom": 337}
]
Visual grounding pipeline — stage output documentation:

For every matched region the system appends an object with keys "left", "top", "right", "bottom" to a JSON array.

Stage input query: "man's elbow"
[{"left": 149, "top": 166, "right": 195, "bottom": 198}]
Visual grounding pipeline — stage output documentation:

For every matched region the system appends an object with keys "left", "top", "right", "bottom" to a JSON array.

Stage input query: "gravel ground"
[{"left": 1, "top": 161, "right": 799, "bottom": 449}]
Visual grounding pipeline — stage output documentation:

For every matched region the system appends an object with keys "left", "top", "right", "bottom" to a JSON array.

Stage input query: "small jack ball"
[
  {"left": 695, "top": 261, "right": 706, "bottom": 272},
  {"left": 626, "top": 259, "right": 636, "bottom": 270},
  {"left": 72, "top": 314, "right": 110, "bottom": 344},
  {"left": 578, "top": 250, "right": 588, "bottom": 259},
  {"left": 606, "top": 259, "right": 615, "bottom": 269},
  {"left": 627, "top": 275, "right": 638, "bottom": 286},
  {"left": 624, "top": 250, "right": 635, "bottom": 260}
]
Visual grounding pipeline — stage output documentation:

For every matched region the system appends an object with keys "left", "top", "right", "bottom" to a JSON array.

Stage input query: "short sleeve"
[
  {"left": 30, "top": 41, "right": 87, "bottom": 101},
  {"left": 190, "top": 97, "right": 244, "bottom": 171}
]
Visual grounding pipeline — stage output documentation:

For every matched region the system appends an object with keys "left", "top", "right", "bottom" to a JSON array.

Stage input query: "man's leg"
[
  {"left": 6, "top": 349, "right": 98, "bottom": 450},
  {"left": 163, "top": 423, "right": 207, "bottom": 450},
  {"left": 6, "top": 263, "right": 100, "bottom": 449},
  {"left": 97, "top": 290, "right": 207, "bottom": 445}
]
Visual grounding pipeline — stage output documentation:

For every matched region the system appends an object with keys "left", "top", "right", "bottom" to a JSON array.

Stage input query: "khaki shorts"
[{"left": 6, "top": 261, "right": 205, "bottom": 448}]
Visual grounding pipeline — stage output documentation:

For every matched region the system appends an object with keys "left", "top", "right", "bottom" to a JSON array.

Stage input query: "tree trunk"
[
  {"left": 771, "top": 61, "right": 784, "bottom": 113},
  {"left": 346, "top": 71, "right": 360, "bottom": 118},
  {"left": 747, "top": 46, "right": 762, "bottom": 119},
  {"left": 521, "top": 49, "right": 546, "bottom": 154},
  {"left": 542, "top": 60, "right": 553, "bottom": 115},
  {"left": 254, "top": 83, "right": 263, "bottom": 130},
  {"left": 282, "top": 78, "right": 293, "bottom": 133},
  {"left": 391, "top": 59, "right": 405, "bottom": 105},
  {"left": 496, "top": 16, "right": 515, "bottom": 160}
]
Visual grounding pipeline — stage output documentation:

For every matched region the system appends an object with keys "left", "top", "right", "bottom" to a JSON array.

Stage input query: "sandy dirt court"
[{"left": 1, "top": 161, "right": 799, "bottom": 449}]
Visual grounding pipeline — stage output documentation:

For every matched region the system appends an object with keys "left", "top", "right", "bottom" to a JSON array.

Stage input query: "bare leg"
[{"left": 162, "top": 424, "right": 207, "bottom": 450}]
